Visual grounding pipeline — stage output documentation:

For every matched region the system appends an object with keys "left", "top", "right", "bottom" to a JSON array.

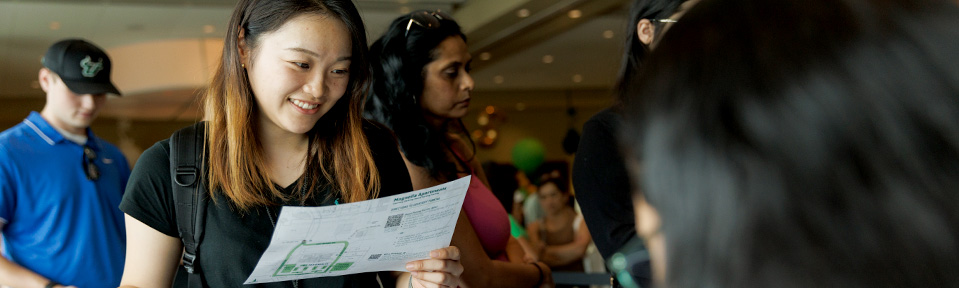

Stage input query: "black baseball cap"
[{"left": 42, "top": 39, "right": 122, "bottom": 96}]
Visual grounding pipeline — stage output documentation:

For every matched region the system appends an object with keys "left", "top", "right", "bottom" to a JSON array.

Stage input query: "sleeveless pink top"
[{"left": 462, "top": 174, "right": 511, "bottom": 261}]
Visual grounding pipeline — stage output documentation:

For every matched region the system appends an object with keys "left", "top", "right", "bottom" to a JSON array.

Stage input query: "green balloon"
[{"left": 512, "top": 138, "right": 545, "bottom": 173}]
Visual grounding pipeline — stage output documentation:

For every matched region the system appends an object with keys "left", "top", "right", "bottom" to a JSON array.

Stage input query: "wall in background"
[{"left": 1, "top": 88, "right": 615, "bottom": 168}]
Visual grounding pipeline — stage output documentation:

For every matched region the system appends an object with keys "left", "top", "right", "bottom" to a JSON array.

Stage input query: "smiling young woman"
[{"left": 116, "top": 1, "right": 463, "bottom": 287}]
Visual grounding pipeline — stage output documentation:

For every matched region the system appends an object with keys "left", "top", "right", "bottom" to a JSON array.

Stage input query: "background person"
[
  {"left": 527, "top": 177, "right": 591, "bottom": 288},
  {"left": 365, "top": 10, "right": 553, "bottom": 288},
  {"left": 117, "top": 1, "right": 462, "bottom": 287},
  {"left": 621, "top": 0, "right": 959, "bottom": 286},
  {"left": 0, "top": 38, "right": 129, "bottom": 288},
  {"left": 571, "top": 0, "right": 696, "bottom": 286}
]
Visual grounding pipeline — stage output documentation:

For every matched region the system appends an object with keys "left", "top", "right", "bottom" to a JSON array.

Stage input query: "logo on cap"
[{"left": 80, "top": 56, "right": 104, "bottom": 78}]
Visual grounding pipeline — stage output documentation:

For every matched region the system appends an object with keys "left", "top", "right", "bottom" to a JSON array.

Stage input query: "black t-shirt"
[
  {"left": 571, "top": 108, "right": 640, "bottom": 258},
  {"left": 120, "top": 122, "right": 412, "bottom": 287},
  {"left": 572, "top": 108, "right": 651, "bottom": 284}
]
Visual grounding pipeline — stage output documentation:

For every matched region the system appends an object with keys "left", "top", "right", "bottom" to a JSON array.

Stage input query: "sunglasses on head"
[
  {"left": 405, "top": 10, "right": 455, "bottom": 37},
  {"left": 650, "top": 18, "right": 678, "bottom": 23},
  {"left": 83, "top": 146, "right": 99, "bottom": 181}
]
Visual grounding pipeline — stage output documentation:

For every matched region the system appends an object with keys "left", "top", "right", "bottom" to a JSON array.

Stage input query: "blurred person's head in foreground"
[{"left": 621, "top": 0, "right": 959, "bottom": 286}]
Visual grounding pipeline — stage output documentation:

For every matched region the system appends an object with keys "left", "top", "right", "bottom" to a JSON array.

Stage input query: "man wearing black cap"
[{"left": 0, "top": 39, "right": 130, "bottom": 288}]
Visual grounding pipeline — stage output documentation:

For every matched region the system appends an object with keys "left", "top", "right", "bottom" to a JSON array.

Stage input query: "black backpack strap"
[{"left": 170, "top": 122, "right": 208, "bottom": 287}]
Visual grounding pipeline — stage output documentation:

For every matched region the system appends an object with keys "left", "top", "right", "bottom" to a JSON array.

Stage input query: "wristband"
[
  {"left": 531, "top": 262, "right": 544, "bottom": 288},
  {"left": 45, "top": 281, "right": 60, "bottom": 288}
]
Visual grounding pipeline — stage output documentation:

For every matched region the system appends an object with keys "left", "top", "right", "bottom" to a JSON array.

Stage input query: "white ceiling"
[
  {"left": 472, "top": 13, "right": 627, "bottom": 90},
  {"left": 0, "top": 0, "right": 629, "bottom": 121}
]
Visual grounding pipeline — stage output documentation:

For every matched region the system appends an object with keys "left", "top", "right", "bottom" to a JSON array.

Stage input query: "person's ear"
[
  {"left": 38, "top": 68, "right": 55, "bottom": 93},
  {"left": 237, "top": 28, "right": 250, "bottom": 67},
  {"left": 637, "top": 19, "right": 656, "bottom": 45}
]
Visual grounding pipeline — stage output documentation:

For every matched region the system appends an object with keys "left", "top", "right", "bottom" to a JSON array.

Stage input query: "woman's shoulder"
[
  {"left": 584, "top": 107, "right": 622, "bottom": 132},
  {"left": 135, "top": 138, "right": 173, "bottom": 173}
]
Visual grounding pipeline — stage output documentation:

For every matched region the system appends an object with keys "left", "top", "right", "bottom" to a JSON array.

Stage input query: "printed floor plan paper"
[{"left": 244, "top": 176, "right": 470, "bottom": 284}]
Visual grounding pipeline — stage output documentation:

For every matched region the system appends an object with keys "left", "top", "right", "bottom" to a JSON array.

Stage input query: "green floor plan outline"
[{"left": 273, "top": 241, "right": 351, "bottom": 277}]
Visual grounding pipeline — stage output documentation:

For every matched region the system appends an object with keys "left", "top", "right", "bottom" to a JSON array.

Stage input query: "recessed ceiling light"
[
  {"left": 517, "top": 9, "right": 530, "bottom": 18},
  {"left": 400, "top": 6, "right": 411, "bottom": 14},
  {"left": 482, "top": 137, "right": 494, "bottom": 146},
  {"left": 568, "top": 10, "right": 582, "bottom": 19},
  {"left": 603, "top": 30, "right": 615, "bottom": 39},
  {"left": 479, "top": 52, "right": 492, "bottom": 61},
  {"left": 486, "top": 129, "right": 498, "bottom": 139},
  {"left": 203, "top": 25, "right": 216, "bottom": 34},
  {"left": 542, "top": 55, "right": 554, "bottom": 64},
  {"left": 49, "top": 21, "right": 61, "bottom": 30},
  {"left": 493, "top": 75, "right": 505, "bottom": 84},
  {"left": 573, "top": 74, "right": 583, "bottom": 83}
]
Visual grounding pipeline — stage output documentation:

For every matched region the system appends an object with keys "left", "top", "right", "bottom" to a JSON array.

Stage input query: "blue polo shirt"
[{"left": 0, "top": 112, "right": 130, "bottom": 288}]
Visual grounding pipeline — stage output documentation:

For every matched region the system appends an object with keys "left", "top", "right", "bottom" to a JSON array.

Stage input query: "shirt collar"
[{"left": 23, "top": 111, "right": 99, "bottom": 149}]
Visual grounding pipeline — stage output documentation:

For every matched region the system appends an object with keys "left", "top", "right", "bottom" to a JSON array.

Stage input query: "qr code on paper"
[{"left": 385, "top": 214, "right": 403, "bottom": 228}]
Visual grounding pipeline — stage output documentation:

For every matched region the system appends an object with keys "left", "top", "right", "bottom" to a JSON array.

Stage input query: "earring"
[{"left": 241, "top": 63, "right": 246, "bottom": 68}]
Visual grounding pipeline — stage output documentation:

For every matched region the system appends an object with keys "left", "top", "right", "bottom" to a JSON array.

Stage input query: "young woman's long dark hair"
[
  {"left": 205, "top": 0, "right": 378, "bottom": 211},
  {"left": 621, "top": 0, "right": 959, "bottom": 286},
  {"left": 365, "top": 12, "right": 468, "bottom": 181}
]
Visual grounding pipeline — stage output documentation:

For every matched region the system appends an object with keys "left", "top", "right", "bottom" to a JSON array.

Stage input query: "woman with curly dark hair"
[{"left": 366, "top": 10, "right": 552, "bottom": 288}]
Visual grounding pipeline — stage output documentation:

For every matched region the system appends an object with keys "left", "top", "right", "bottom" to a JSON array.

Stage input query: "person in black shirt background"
[{"left": 572, "top": 0, "right": 697, "bottom": 286}]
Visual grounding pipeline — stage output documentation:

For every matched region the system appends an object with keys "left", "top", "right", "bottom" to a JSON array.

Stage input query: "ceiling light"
[
  {"left": 49, "top": 21, "right": 61, "bottom": 30},
  {"left": 517, "top": 9, "right": 531, "bottom": 18},
  {"left": 542, "top": 55, "right": 554, "bottom": 64},
  {"left": 494, "top": 75, "right": 504, "bottom": 84},
  {"left": 482, "top": 137, "right": 495, "bottom": 146},
  {"left": 603, "top": 30, "right": 615, "bottom": 39},
  {"left": 203, "top": 25, "right": 215, "bottom": 34},
  {"left": 486, "top": 130, "right": 498, "bottom": 139},
  {"left": 485, "top": 105, "right": 495, "bottom": 114},
  {"left": 478, "top": 114, "right": 489, "bottom": 126},
  {"left": 400, "top": 6, "right": 411, "bottom": 14},
  {"left": 573, "top": 74, "right": 583, "bottom": 83},
  {"left": 568, "top": 10, "right": 582, "bottom": 19},
  {"left": 479, "top": 52, "right": 492, "bottom": 61}
]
